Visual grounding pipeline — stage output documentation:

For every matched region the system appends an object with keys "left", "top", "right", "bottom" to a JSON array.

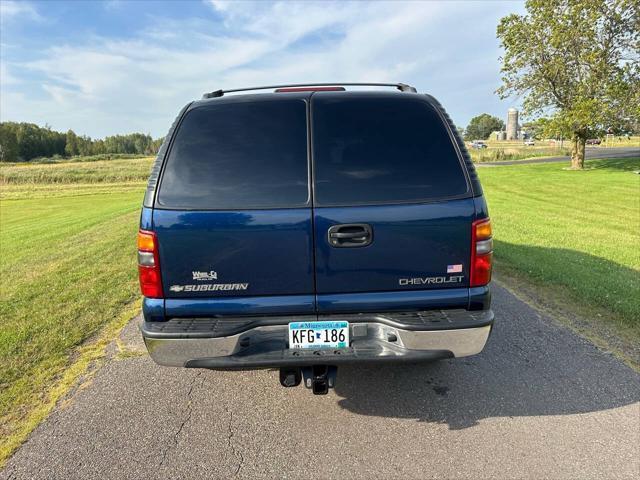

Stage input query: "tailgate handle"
[{"left": 328, "top": 224, "right": 373, "bottom": 248}]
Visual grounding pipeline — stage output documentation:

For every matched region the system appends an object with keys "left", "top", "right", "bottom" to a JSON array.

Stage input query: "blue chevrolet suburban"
[{"left": 138, "top": 83, "right": 493, "bottom": 394}]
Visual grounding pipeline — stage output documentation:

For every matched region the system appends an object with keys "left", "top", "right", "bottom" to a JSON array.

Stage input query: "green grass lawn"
[
  {"left": 0, "top": 163, "right": 148, "bottom": 462},
  {"left": 478, "top": 157, "right": 640, "bottom": 331},
  {"left": 0, "top": 155, "right": 638, "bottom": 463}
]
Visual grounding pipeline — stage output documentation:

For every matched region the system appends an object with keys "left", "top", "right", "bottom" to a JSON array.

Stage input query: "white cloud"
[
  {"left": 0, "top": 1, "right": 41, "bottom": 21},
  {"left": 1, "top": 0, "right": 524, "bottom": 137},
  {"left": 208, "top": 0, "right": 231, "bottom": 13}
]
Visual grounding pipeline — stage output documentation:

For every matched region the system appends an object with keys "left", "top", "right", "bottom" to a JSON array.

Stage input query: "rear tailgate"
[
  {"left": 153, "top": 95, "right": 315, "bottom": 316},
  {"left": 154, "top": 209, "right": 314, "bottom": 299},
  {"left": 311, "top": 92, "right": 474, "bottom": 313}
]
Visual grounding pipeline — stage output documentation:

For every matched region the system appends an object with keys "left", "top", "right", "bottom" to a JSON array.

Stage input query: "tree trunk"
[{"left": 570, "top": 134, "right": 586, "bottom": 169}]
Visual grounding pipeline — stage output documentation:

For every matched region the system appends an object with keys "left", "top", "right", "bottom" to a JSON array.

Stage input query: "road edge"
[
  {"left": 0, "top": 300, "right": 142, "bottom": 468},
  {"left": 494, "top": 271, "right": 639, "bottom": 373},
  {"left": 475, "top": 147, "right": 638, "bottom": 166}
]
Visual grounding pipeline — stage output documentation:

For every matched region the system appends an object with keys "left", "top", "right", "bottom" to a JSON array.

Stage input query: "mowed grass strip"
[
  {"left": 479, "top": 157, "right": 640, "bottom": 332},
  {"left": 0, "top": 182, "right": 147, "bottom": 201},
  {"left": 0, "top": 156, "right": 154, "bottom": 184},
  {"left": 469, "top": 145, "right": 571, "bottom": 163},
  {"left": 0, "top": 185, "right": 143, "bottom": 463}
]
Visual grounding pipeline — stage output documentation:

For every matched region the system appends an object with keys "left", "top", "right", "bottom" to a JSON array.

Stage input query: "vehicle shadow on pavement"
[{"left": 333, "top": 284, "right": 640, "bottom": 430}]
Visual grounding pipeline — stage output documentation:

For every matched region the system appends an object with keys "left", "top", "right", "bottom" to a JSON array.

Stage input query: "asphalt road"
[
  {"left": 2, "top": 282, "right": 639, "bottom": 479},
  {"left": 476, "top": 146, "right": 639, "bottom": 166}
]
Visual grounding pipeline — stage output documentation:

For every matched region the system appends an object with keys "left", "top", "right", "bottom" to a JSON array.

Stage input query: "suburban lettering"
[{"left": 178, "top": 283, "right": 249, "bottom": 292}]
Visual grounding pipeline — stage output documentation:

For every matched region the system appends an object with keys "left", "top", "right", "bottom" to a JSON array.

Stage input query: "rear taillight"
[
  {"left": 137, "top": 229, "right": 163, "bottom": 298},
  {"left": 470, "top": 218, "right": 493, "bottom": 287}
]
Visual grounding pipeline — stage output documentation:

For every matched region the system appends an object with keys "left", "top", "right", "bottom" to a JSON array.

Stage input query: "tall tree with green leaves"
[
  {"left": 497, "top": 0, "right": 639, "bottom": 169},
  {"left": 465, "top": 113, "right": 506, "bottom": 140},
  {"left": 0, "top": 124, "right": 19, "bottom": 162},
  {"left": 65, "top": 130, "right": 79, "bottom": 156}
]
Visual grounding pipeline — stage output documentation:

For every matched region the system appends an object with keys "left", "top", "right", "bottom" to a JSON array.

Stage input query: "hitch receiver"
[{"left": 302, "top": 365, "right": 338, "bottom": 395}]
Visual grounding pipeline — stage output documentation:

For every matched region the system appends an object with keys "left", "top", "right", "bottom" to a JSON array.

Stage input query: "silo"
[{"left": 506, "top": 108, "right": 519, "bottom": 140}]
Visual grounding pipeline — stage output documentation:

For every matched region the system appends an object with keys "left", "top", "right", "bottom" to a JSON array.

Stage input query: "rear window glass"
[
  {"left": 157, "top": 99, "right": 309, "bottom": 209},
  {"left": 312, "top": 95, "right": 469, "bottom": 206}
]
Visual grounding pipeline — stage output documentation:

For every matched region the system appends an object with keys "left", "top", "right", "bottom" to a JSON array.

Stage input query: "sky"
[{"left": 0, "top": 0, "right": 526, "bottom": 139}]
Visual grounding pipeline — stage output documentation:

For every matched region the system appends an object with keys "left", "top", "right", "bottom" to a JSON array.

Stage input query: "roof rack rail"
[{"left": 202, "top": 82, "right": 417, "bottom": 99}]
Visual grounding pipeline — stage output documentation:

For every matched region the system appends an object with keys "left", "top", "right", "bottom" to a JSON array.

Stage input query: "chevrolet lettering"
[{"left": 399, "top": 276, "right": 464, "bottom": 285}]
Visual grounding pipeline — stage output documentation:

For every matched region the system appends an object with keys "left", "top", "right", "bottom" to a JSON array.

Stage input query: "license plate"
[{"left": 288, "top": 321, "right": 349, "bottom": 349}]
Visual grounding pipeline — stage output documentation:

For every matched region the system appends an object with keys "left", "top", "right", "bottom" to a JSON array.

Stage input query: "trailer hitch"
[
  {"left": 279, "top": 365, "right": 338, "bottom": 394},
  {"left": 280, "top": 365, "right": 338, "bottom": 395},
  {"left": 303, "top": 365, "right": 337, "bottom": 395}
]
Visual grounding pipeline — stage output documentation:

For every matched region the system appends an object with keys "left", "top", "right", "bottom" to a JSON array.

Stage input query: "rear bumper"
[{"left": 141, "top": 309, "right": 493, "bottom": 369}]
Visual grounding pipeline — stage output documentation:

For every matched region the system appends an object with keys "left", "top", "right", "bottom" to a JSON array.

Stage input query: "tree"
[
  {"left": 522, "top": 117, "right": 551, "bottom": 140},
  {"left": 0, "top": 124, "right": 19, "bottom": 162},
  {"left": 497, "top": 0, "right": 639, "bottom": 169},
  {"left": 464, "top": 114, "right": 505, "bottom": 140},
  {"left": 65, "top": 130, "right": 79, "bottom": 156},
  {"left": 1, "top": 121, "right": 165, "bottom": 160}
]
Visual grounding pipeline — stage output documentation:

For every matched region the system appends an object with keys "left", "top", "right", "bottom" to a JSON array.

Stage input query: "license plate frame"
[{"left": 288, "top": 321, "right": 349, "bottom": 350}]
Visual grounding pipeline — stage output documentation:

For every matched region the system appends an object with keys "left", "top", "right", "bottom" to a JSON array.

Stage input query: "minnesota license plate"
[{"left": 288, "top": 321, "right": 349, "bottom": 349}]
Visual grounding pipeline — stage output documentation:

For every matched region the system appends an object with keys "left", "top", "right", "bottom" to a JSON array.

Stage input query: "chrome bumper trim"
[{"left": 143, "top": 322, "right": 492, "bottom": 367}]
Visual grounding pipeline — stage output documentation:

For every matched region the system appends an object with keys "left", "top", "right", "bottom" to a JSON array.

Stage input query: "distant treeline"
[{"left": 0, "top": 122, "right": 163, "bottom": 162}]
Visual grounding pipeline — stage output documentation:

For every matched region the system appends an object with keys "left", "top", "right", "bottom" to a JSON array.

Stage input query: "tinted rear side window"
[
  {"left": 312, "top": 95, "right": 469, "bottom": 206},
  {"left": 157, "top": 99, "right": 309, "bottom": 209}
]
